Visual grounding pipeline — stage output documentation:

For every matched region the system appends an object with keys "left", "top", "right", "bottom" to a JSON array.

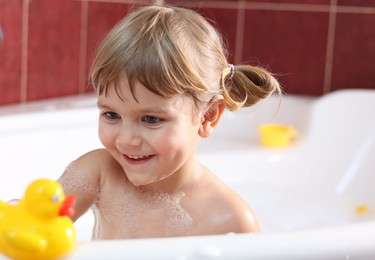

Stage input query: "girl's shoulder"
[
  {"left": 76, "top": 149, "right": 129, "bottom": 189},
  {"left": 72, "top": 149, "right": 116, "bottom": 172},
  {"left": 195, "top": 172, "right": 260, "bottom": 233},
  {"left": 61, "top": 149, "right": 117, "bottom": 192},
  {"left": 77, "top": 148, "right": 112, "bottom": 162},
  {"left": 58, "top": 149, "right": 124, "bottom": 220}
]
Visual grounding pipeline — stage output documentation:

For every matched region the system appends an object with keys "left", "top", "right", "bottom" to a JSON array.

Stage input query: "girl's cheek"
[
  {"left": 150, "top": 128, "right": 180, "bottom": 151},
  {"left": 98, "top": 125, "right": 114, "bottom": 147}
]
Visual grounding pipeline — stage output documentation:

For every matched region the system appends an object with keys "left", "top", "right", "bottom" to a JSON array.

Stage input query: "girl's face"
[{"left": 97, "top": 73, "right": 202, "bottom": 188}]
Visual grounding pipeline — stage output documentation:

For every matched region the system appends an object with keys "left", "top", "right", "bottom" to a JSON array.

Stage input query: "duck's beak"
[{"left": 59, "top": 195, "right": 76, "bottom": 217}]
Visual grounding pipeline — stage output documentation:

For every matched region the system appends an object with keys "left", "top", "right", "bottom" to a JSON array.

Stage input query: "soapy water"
[{"left": 58, "top": 162, "right": 193, "bottom": 239}]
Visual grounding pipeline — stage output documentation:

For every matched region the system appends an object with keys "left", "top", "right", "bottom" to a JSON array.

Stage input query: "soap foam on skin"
[
  {"left": 173, "top": 97, "right": 184, "bottom": 109},
  {"left": 59, "top": 162, "right": 193, "bottom": 239},
  {"left": 94, "top": 187, "right": 193, "bottom": 238},
  {"left": 59, "top": 162, "right": 100, "bottom": 199},
  {"left": 172, "top": 95, "right": 203, "bottom": 126}
]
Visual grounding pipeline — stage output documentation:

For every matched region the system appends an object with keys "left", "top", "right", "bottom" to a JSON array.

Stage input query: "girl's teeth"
[{"left": 128, "top": 155, "right": 149, "bottom": 159}]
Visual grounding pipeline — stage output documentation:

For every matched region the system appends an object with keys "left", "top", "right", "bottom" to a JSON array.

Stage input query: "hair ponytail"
[{"left": 221, "top": 65, "right": 281, "bottom": 111}]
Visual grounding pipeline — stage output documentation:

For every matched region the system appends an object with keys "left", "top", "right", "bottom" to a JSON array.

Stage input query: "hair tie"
[{"left": 228, "top": 64, "right": 235, "bottom": 80}]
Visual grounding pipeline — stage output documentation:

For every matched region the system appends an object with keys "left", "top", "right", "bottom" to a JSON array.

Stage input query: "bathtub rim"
[{"left": 70, "top": 220, "right": 375, "bottom": 259}]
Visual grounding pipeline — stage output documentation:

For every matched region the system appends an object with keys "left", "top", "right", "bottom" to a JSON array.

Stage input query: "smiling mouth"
[
  {"left": 124, "top": 154, "right": 153, "bottom": 163},
  {"left": 127, "top": 155, "right": 150, "bottom": 160}
]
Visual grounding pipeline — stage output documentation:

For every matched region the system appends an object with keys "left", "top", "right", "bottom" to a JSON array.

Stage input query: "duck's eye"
[{"left": 51, "top": 195, "right": 59, "bottom": 203}]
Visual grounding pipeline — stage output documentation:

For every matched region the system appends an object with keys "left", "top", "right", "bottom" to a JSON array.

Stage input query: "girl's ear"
[{"left": 198, "top": 95, "right": 225, "bottom": 138}]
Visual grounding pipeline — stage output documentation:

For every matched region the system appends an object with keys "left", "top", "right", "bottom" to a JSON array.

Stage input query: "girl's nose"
[{"left": 116, "top": 124, "right": 142, "bottom": 147}]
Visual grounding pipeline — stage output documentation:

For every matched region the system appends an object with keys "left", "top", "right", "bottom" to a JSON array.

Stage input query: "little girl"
[{"left": 58, "top": 5, "right": 280, "bottom": 239}]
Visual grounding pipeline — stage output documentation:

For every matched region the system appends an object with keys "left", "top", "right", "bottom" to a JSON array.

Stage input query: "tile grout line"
[
  {"left": 336, "top": 5, "right": 375, "bottom": 14},
  {"left": 244, "top": 2, "right": 329, "bottom": 12},
  {"left": 78, "top": 0, "right": 89, "bottom": 93},
  {"left": 323, "top": 0, "right": 337, "bottom": 94},
  {"left": 234, "top": 0, "right": 245, "bottom": 64},
  {"left": 20, "top": 0, "right": 29, "bottom": 103}
]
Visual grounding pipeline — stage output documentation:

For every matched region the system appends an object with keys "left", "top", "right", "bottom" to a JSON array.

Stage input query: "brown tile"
[
  {"left": 242, "top": 10, "right": 329, "bottom": 95},
  {"left": 27, "top": 0, "right": 81, "bottom": 101},
  {"left": 85, "top": 2, "right": 132, "bottom": 92},
  {"left": 195, "top": 7, "right": 238, "bottom": 63},
  {"left": 331, "top": 13, "right": 375, "bottom": 91},
  {"left": 0, "top": 0, "right": 22, "bottom": 105}
]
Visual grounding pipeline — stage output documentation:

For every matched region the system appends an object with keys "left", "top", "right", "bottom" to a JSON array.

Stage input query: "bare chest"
[{"left": 91, "top": 187, "right": 194, "bottom": 239}]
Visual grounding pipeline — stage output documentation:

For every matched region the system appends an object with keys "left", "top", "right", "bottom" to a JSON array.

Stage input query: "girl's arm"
[{"left": 57, "top": 149, "right": 105, "bottom": 222}]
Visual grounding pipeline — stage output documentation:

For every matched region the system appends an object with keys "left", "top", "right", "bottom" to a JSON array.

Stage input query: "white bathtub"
[{"left": 1, "top": 89, "right": 374, "bottom": 259}]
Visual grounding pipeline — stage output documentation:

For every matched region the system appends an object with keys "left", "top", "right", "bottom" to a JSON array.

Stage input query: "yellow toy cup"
[{"left": 257, "top": 124, "right": 298, "bottom": 148}]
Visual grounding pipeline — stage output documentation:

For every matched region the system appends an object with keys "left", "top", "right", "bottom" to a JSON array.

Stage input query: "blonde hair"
[{"left": 90, "top": 5, "right": 280, "bottom": 111}]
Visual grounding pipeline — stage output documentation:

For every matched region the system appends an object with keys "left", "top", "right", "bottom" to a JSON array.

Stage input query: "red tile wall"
[
  {"left": 331, "top": 12, "right": 375, "bottom": 91},
  {"left": 0, "top": 0, "right": 374, "bottom": 105},
  {"left": 0, "top": 0, "right": 22, "bottom": 104},
  {"left": 85, "top": 2, "right": 132, "bottom": 91},
  {"left": 27, "top": 0, "right": 81, "bottom": 101},
  {"left": 242, "top": 9, "right": 329, "bottom": 95}
]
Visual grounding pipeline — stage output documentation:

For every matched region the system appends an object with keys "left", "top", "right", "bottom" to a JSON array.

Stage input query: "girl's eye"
[
  {"left": 104, "top": 112, "right": 120, "bottom": 120},
  {"left": 143, "top": 116, "right": 161, "bottom": 124}
]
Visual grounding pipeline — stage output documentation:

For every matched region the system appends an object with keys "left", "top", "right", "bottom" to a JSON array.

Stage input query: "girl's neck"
[{"left": 139, "top": 156, "right": 203, "bottom": 195}]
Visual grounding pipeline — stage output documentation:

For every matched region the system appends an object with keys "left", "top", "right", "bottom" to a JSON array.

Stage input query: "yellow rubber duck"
[{"left": 0, "top": 179, "right": 76, "bottom": 260}]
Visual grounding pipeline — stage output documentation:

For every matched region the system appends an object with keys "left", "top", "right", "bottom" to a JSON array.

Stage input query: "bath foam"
[
  {"left": 59, "top": 162, "right": 193, "bottom": 239},
  {"left": 93, "top": 187, "right": 193, "bottom": 239},
  {"left": 58, "top": 162, "right": 101, "bottom": 200}
]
